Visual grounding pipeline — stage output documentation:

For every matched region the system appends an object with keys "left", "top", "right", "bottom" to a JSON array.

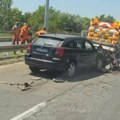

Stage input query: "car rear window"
[{"left": 33, "top": 37, "right": 63, "bottom": 47}]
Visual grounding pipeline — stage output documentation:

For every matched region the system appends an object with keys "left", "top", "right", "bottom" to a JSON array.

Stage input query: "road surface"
[{"left": 0, "top": 62, "right": 120, "bottom": 120}]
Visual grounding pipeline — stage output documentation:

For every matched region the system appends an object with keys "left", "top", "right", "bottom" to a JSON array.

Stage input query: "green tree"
[
  {"left": 80, "top": 17, "right": 90, "bottom": 30},
  {"left": 99, "top": 14, "right": 115, "bottom": 22},
  {"left": 0, "top": 0, "right": 13, "bottom": 30},
  {"left": 8, "top": 8, "right": 22, "bottom": 30},
  {"left": 27, "top": 6, "right": 45, "bottom": 31},
  {"left": 106, "top": 15, "right": 115, "bottom": 22},
  {"left": 49, "top": 7, "right": 61, "bottom": 32},
  {"left": 21, "top": 12, "right": 32, "bottom": 25},
  {"left": 57, "top": 13, "right": 83, "bottom": 33}
]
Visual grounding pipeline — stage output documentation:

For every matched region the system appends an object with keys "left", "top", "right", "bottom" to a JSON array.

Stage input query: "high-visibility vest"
[
  {"left": 20, "top": 25, "right": 28, "bottom": 36},
  {"left": 35, "top": 30, "right": 47, "bottom": 36}
]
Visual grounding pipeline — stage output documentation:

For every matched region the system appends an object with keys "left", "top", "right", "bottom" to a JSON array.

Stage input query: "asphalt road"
[{"left": 0, "top": 62, "right": 120, "bottom": 120}]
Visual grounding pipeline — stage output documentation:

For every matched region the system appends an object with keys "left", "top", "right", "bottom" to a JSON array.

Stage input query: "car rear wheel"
[
  {"left": 66, "top": 62, "right": 76, "bottom": 77},
  {"left": 29, "top": 66, "right": 39, "bottom": 74}
]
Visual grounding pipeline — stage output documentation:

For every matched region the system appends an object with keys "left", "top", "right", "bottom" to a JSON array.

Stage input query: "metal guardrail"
[
  {"left": 0, "top": 44, "right": 27, "bottom": 52},
  {"left": 0, "top": 37, "right": 12, "bottom": 42},
  {"left": 0, "top": 37, "right": 35, "bottom": 42}
]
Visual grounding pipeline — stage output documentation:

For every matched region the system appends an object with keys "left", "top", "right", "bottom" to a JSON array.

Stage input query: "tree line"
[{"left": 0, "top": 0, "right": 116, "bottom": 33}]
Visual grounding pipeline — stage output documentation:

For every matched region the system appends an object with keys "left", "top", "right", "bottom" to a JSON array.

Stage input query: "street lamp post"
[{"left": 44, "top": 0, "right": 49, "bottom": 30}]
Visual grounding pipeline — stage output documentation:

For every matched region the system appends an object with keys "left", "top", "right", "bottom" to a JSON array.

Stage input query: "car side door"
[
  {"left": 81, "top": 39, "right": 97, "bottom": 65},
  {"left": 63, "top": 39, "right": 79, "bottom": 61},
  {"left": 76, "top": 38, "right": 96, "bottom": 67}
]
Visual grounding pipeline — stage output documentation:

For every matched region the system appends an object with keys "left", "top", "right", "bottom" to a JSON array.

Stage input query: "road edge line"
[{"left": 10, "top": 101, "right": 46, "bottom": 120}]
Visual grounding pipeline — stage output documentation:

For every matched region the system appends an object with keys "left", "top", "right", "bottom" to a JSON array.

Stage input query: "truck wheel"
[
  {"left": 29, "top": 66, "right": 39, "bottom": 74},
  {"left": 66, "top": 62, "right": 76, "bottom": 77}
]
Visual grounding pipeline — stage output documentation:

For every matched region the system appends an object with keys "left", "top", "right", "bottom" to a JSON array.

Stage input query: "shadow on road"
[
  {"left": 60, "top": 67, "right": 109, "bottom": 82},
  {"left": 29, "top": 67, "right": 110, "bottom": 83}
]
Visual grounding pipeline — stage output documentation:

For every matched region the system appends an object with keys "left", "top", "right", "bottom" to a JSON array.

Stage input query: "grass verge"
[
  {"left": 0, "top": 33, "right": 12, "bottom": 38},
  {"left": 0, "top": 50, "right": 26, "bottom": 65}
]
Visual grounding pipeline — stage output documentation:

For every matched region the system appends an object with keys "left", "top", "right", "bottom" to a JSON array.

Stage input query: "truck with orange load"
[
  {"left": 87, "top": 17, "right": 120, "bottom": 51},
  {"left": 87, "top": 17, "right": 120, "bottom": 69}
]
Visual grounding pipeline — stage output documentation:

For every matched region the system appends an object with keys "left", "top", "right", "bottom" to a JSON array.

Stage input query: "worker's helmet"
[{"left": 15, "top": 22, "right": 18, "bottom": 25}]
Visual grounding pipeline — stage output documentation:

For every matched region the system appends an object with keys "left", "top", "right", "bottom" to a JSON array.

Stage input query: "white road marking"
[{"left": 10, "top": 101, "right": 46, "bottom": 120}]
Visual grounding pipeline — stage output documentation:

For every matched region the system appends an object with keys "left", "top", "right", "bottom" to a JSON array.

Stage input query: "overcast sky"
[{"left": 12, "top": 0, "right": 120, "bottom": 20}]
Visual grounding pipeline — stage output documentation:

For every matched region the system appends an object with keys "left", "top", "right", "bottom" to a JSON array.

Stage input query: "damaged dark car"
[{"left": 25, "top": 34, "right": 108, "bottom": 77}]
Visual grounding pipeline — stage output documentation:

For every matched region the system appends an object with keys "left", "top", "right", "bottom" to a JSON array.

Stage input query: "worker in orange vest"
[
  {"left": 20, "top": 23, "right": 32, "bottom": 44},
  {"left": 35, "top": 27, "right": 47, "bottom": 36},
  {"left": 27, "top": 24, "right": 32, "bottom": 43},
  {"left": 12, "top": 22, "right": 20, "bottom": 45}
]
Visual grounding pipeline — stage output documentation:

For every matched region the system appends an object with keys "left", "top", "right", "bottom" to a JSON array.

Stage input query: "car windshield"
[{"left": 33, "top": 37, "right": 63, "bottom": 47}]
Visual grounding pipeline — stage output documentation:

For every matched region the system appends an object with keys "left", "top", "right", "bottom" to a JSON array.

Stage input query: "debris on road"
[
  {"left": 0, "top": 81, "right": 17, "bottom": 85},
  {"left": 53, "top": 78, "right": 65, "bottom": 83},
  {"left": 30, "top": 77, "right": 42, "bottom": 80},
  {"left": 42, "top": 78, "right": 48, "bottom": 82},
  {"left": 17, "top": 83, "right": 32, "bottom": 91},
  {"left": 0, "top": 81, "right": 34, "bottom": 91}
]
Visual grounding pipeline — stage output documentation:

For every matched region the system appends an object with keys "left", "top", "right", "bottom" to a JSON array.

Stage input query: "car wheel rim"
[
  {"left": 97, "top": 59, "right": 102, "bottom": 70},
  {"left": 68, "top": 63, "right": 75, "bottom": 77}
]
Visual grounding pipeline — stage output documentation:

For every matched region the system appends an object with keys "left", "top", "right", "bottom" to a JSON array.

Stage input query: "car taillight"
[
  {"left": 55, "top": 47, "right": 64, "bottom": 57},
  {"left": 27, "top": 43, "right": 32, "bottom": 53}
]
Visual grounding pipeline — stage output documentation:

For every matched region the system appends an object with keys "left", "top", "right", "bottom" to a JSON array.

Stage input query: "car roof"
[{"left": 39, "top": 33, "right": 86, "bottom": 40}]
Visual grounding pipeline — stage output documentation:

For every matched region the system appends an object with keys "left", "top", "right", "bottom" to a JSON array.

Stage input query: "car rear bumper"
[{"left": 25, "top": 56, "right": 66, "bottom": 71}]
